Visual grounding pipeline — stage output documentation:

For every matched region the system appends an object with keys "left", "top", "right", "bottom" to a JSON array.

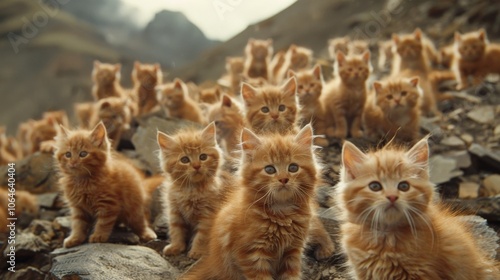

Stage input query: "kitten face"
[
  {"left": 373, "top": 78, "right": 421, "bottom": 113},
  {"left": 288, "top": 65, "right": 323, "bottom": 105},
  {"left": 158, "top": 123, "right": 221, "bottom": 184},
  {"left": 226, "top": 57, "right": 244, "bottom": 74},
  {"left": 240, "top": 124, "right": 317, "bottom": 204},
  {"left": 338, "top": 139, "right": 433, "bottom": 229},
  {"left": 246, "top": 39, "right": 273, "bottom": 60},
  {"left": 92, "top": 61, "right": 121, "bottom": 85},
  {"left": 455, "top": 30, "right": 487, "bottom": 61},
  {"left": 96, "top": 97, "right": 131, "bottom": 132},
  {"left": 55, "top": 122, "right": 110, "bottom": 176},
  {"left": 242, "top": 77, "right": 298, "bottom": 134},
  {"left": 156, "top": 79, "right": 186, "bottom": 108},
  {"left": 336, "top": 51, "right": 372, "bottom": 84},
  {"left": 133, "top": 62, "right": 161, "bottom": 89},
  {"left": 289, "top": 45, "right": 312, "bottom": 70},
  {"left": 393, "top": 29, "right": 423, "bottom": 59}
]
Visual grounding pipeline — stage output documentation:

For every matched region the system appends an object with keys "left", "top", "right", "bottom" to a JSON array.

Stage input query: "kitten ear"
[
  {"left": 312, "top": 64, "right": 323, "bottom": 81},
  {"left": 413, "top": 28, "right": 422, "bottom": 41},
  {"left": 114, "top": 64, "right": 121, "bottom": 71},
  {"left": 281, "top": 76, "right": 297, "bottom": 100},
  {"left": 454, "top": 32, "right": 462, "bottom": 42},
  {"left": 373, "top": 81, "right": 383, "bottom": 94},
  {"left": 157, "top": 131, "right": 176, "bottom": 151},
  {"left": 361, "top": 51, "right": 371, "bottom": 64},
  {"left": 90, "top": 121, "right": 108, "bottom": 148},
  {"left": 287, "top": 69, "right": 296, "bottom": 78},
  {"left": 289, "top": 44, "right": 297, "bottom": 53},
  {"left": 94, "top": 60, "right": 101, "bottom": 68},
  {"left": 406, "top": 137, "right": 429, "bottom": 169},
  {"left": 58, "top": 124, "right": 71, "bottom": 138},
  {"left": 201, "top": 122, "right": 217, "bottom": 145},
  {"left": 241, "top": 128, "right": 262, "bottom": 152},
  {"left": 221, "top": 94, "right": 232, "bottom": 108},
  {"left": 336, "top": 51, "right": 346, "bottom": 66},
  {"left": 294, "top": 124, "right": 313, "bottom": 147},
  {"left": 241, "top": 83, "right": 257, "bottom": 105},
  {"left": 392, "top": 33, "right": 400, "bottom": 44},
  {"left": 342, "top": 141, "right": 367, "bottom": 180},
  {"left": 248, "top": 38, "right": 255, "bottom": 45},
  {"left": 478, "top": 28, "right": 487, "bottom": 42},
  {"left": 134, "top": 61, "right": 140, "bottom": 69},
  {"left": 154, "top": 63, "right": 161, "bottom": 71},
  {"left": 408, "top": 77, "right": 420, "bottom": 87},
  {"left": 173, "top": 78, "right": 185, "bottom": 90}
]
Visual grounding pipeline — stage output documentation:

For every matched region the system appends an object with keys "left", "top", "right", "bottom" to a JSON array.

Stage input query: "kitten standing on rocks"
[
  {"left": 156, "top": 78, "right": 204, "bottom": 123},
  {"left": 55, "top": 122, "right": 156, "bottom": 248},
  {"left": 157, "top": 122, "right": 225, "bottom": 259},
  {"left": 91, "top": 61, "right": 125, "bottom": 100},
  {"left": 322, "top": 50, "right": 372, "bottom": 139},
  {"left": 182, "top": 125, "right": 319, "bottom": 279},
  {"left": 452, "top": 29, "right": 500, "bottom": 90},
  {"left": 335, "top": 138, "right": 499, "bottom": 279}
]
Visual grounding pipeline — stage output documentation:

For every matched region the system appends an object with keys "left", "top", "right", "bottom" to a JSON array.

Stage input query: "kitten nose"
[
  {"left": 279, "top": 178, "right": 289, "bottom": 185},
  {"left": 387, "top": 195, "right": 398, "bottom": 203},
  {"left": 271, "top": 114, "right": 279, "bottom": 120},
  {"left": 192, "top": 164, "right": 201, "bottom": 170}
]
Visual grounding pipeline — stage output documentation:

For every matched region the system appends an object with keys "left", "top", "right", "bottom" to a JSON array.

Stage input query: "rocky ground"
[{"left": 0, "top": 78, "right": 499, "bottom": 279}]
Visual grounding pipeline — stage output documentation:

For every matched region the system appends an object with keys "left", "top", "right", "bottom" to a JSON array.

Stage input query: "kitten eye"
[
  {"left": 298, "top": 85, "right": 303, "bottom": 90},
  {"left": 65, "top": 152, "right": 71, "bottom": 158},
  {"left": 79, "top": 151, "right": 88, "bottom": 158},
  {"left": 261, "top": 106, "right": 270, "bottom": 113},
  {"left": 368, "top": 181, "right": 383, "bottom": 192},
  {"left": 401, "top": 91, "right": 407, "bottom": 96},
  {"left": 278, "top": 104, "right": 286, "bottom": 112},
  {"left": 358, "top": 67, "right": 363, "bottom": 71},
  {"left": 347, "top": 67, "right": 353, "bottom": 72},
  {"left": 398, "top": 181, "right": 410, "bottom": 192},
  {"left": 386, "top": 94, "right": 393, "bottom": 100},
  {"left": 264, "top": 165, "right": 276, "bottom": 174},
  {"left": 288, "top": 163, "right": 299, "bottom": 173},
  {"left": 199, "top": 154, "right": 208, "bottom": 161},
  {"left": 180, "top": 156, "right": 190, "bottom": 163}
]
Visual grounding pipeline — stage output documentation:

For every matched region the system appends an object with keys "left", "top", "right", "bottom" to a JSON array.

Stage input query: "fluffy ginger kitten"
[
  {"left": 181, "top": 124, "right": 319, "bottom": 280},
  {"left": 335, "top": 138, "right": 499, "bottom": 280},
  {"left": 55, "top": 122, "right": 156, "bottom": 248},
  {"left": 157, "top": 122, "right": 224, "bottom": 259}
]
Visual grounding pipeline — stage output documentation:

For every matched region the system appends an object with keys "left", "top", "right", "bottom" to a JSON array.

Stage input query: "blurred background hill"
[{"left": 0, "top": 0, "right": 499, "bottom": 133}]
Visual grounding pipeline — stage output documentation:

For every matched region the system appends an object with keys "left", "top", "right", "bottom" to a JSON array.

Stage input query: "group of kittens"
[{"left": 1, "top": 27, "right": 500, "bottom": 279}]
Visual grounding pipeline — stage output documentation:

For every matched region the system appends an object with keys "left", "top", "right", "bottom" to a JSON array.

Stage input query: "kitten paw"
[
  {"left": 163, "top": 243, "right": 186, "bottom": 256},
  {"left": 140, "top": 228, "right": 157, "bottom": 242},
  {"left": 314, "top": 242, "right": 335, "bottom": 261},
  {"left": 187, "top": 248, "right": 203, "bottom": 259},
  {"left": 89, "top": 233, "right": 110, "bottom": 244},
  {"left": 63, "top": 235, "right": 86, "bottom": 248}
]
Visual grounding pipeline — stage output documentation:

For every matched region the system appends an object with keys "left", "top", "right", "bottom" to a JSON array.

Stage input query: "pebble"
[
  {"left": 467, "top": 106, "right": 495, "bottom": 124},
  {"left": 483, "top": 174, "right": 500, "bottom": 197}
]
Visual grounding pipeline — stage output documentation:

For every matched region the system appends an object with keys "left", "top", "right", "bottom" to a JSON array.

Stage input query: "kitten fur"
[
  {"left": 225, "top": 56, "right": 244, "bottom": 95},
  {"left": 439, "top": 44, "right": 454, "bottom": 69},
  {"left": 199, "top": 86, "right": 221, "bottom": 104},
  {"left": 0, "top": 188, "right": 38, "bottom": 217},
  {"left": 241, "top": 76, "right": 300, "bottom": 135},
  {"left": 55, "top": 122, "right": 156, "bottom": 248},
  {"left": 322, "top": 50, "right": 372, "bottom": 139},
  {"left": 390, "top": 29, "right": 440, "bottom": 116},
  {"left": 335, "top": 139, "right": 499, "bottom": 280},
  {"left": 287, "top": 65, "right": 329, "bottom": 147},
  {"left": 181, "top": 125, "right": 319, "bottom": 280},
  {"left": 452, "top": 29, "right": 500, "bottom": 90},
  {"left": 363, "top": 77, "right": 422, "bottom": 143},
  {"left": 156, "top": 78, "right": 204, "bottom": 124},
  {"left": 328, "top": 36, "right": 350, "bottom": 60},
  {"left": 131, "top": 61, "right": 163, "bottom": 115},
  {"left": 157, "top": 122, "right": 225, "bottom": 259},
  {"left": 270, "top": 50, "right": 286, "bottom": 84},
  {"left": 91, "top": 60, "right": 125, "bottom": 100},
  {"left": 243, "top": 38, "right": 273, "bottom": 80}
]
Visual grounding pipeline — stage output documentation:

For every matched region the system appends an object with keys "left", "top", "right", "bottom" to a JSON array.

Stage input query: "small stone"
[
  {"left": 483, "top": 174, "right": 500, "bottom": 197},
  {"left": 494, "top": 125, "right": 500, "bottom": 136},
  {"left": 441, "top": 136, "right": 465, "bottom": 148},
  {"left": 458, "top": 182, "right": 480, "bottom": 198},
  {"left": 429, "top": 155, "right": 463, "bottom": 184},
  {"left": 485, "top": 73, "right": 500, "bottom": 83},
  {"left": 446, "top": 150, "right": 471, "bottom": 169},
  {"left": 460, "top": 134, "right": 474, "bottom": 146},
  {"left": 467, "top": 106, "right": 495, "bottom": 124}
]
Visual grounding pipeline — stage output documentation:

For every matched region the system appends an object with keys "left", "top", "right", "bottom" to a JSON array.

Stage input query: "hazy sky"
[{"left": 121, "top": 0, "right": 296, "bottom": 40}]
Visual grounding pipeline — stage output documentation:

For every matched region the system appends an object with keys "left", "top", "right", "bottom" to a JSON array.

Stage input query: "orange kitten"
[
  {"left": 156, "top": 78, "right": 204, "bottom": 123},
  {"left": 225, "top": 56, "right": 244, "bottom": 95},
  {"left": 322, "top": 50, "right": 372, "bottom": 139},
  {"left": 439, "top": 44, "right": 454, "bottom": 69},
  {"left": 287, "top": 65, "right": 328, "bottom": 147},
  {"left": 55, "top": 122, "right": 156, "bottom": 248},
  {"left": 391, "top": 29, "right": 439, "bottom": 116},
  {"left": 453, "top": 29, "right": 500, "bottom": 89},
  {"left": 0, "top": 188, "right": 38, "bottom": 217},
  {"left": 131, "top": 61, "right": 163, "bottom": 115},
  {"left": 88, "top": 97, "right": 132, "bottom": 150},
  {"left": 241, "top": 76, "right": 299, "bottom": 135},
  {"left": 336, "top": 139, "right": 499, "bottom": 279},
  {"left": 157, "top": 122, "right": 224, "bottom": 259},
  {"left": 207, "top": 95, "right": 245, "bottom": 155},
  {"left": 199, "top": 86, "right": 221, "bottom": 104},
  {"left": 91, "top": 60, "right": 125, "bottom": 100},
  {"left": 29, "top": 117, "right": 58, "bottom": 154},
  {"left": 363, "top": 77, "right": 422, "bottom": 143},
  {"left": 328, "top": 36, "right": 350, "bottom": 59},
  {"left": 276, "top": 44, "right": 313, "bottom": 84},
  {"left": 243, "top": 38, "right": 273, "bottom": 80},
  {"left": 182, "top": 125, "right": 318, "bottom": 280}
]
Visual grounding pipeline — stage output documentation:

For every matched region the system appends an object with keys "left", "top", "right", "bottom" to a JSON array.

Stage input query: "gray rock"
[
  {"left": 50, "top": 244, "right": 180, "bottom": 280},
  {"left": 469, "top": 144, "right": 500, "bottom": 172},
  {"left": 441, "top": 136, "right": 465, "bottom": 148},
  {"left": 467, "top": 106, "right": 495, "bottom": 124},
  {"left": 482, "top": 174, "right": 500, "bottom": 197},
  {"left": 429, "top": 155, "right": 463, "bottom": 184},
  {"left": 445, "top": 150, "right": 471, "bottom": 169},
  {"left": 132, "top": 117, "right": 201, "bottom": 174},
  {"left": 4, "top": 266, "right": 45, "bottom": 280},
  {"left": 420, "top": 117, "right": 444, "bottom": 141}
]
